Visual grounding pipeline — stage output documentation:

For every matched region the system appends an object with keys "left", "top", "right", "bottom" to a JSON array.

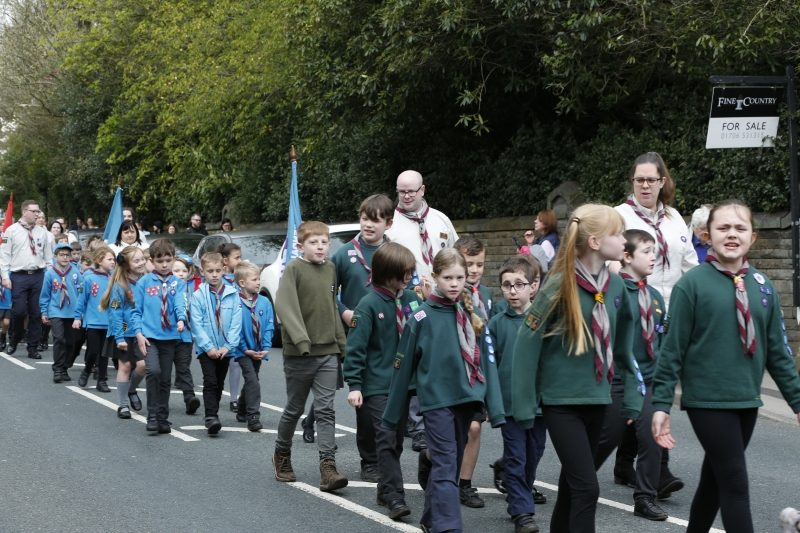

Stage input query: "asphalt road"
[{"left": 1, "top": 344, "right": 798, "bottom": 533}]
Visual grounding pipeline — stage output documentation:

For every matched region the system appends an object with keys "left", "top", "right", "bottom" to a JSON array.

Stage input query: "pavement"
[{"left": 1, "top": 342, "right": 799, "bottom": 532}]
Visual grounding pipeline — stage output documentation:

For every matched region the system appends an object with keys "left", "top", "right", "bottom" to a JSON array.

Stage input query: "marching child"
[
  {"left": 652, "top": 199, "right": 800, "bottom": 533},
  {"left": 343, "top": 242, "right": 421, "bottom": 520},
  {"left": 383, "top": 248, "right": 505, "bottom": 533},
  {"left": 512, "top": 204, "right": 643, "bottom": 533},
  {"left": 131, "top": 238, "right": 188, "bottom": 434},
  {"left": 593, "top": 229, "right": 670, "bottom": 520},
  {"left": 273, "top": 221, "right": 348, "bottom": 492},
  {"left": 234, "top": 261, "right": 274, "bottom": 432},
  {"left": 327, "top": 193, "right": 394, "bottom": 479},
  {"left": 0, "top": 268, "right": 11, "bottom": 352},
  {"left": 40, "top": 243, "right": 81, "bottom": 383},
  {"left": 171, "top": 255, "right": 202, "bottom": 415},
  {"left": 73, "top": 246, "right": 115, "bottom": 393},
  {"left": 67, "top": 250, "right": 95, "bottom": 370},
  {"left": 490, "top": 256, "right": 543, "bottom": 533},
  {"left": 218, "top": 242, "right": 243, "bottom": 412},
  {"left": 190, "top": 252, "right": 242, "bottom": 435},
  {"left": 453, "top": 236, "right": 493, "bottom": 508},
  {"left": 70, "top": 241, "right": 82, "bottom": 265},
  {"left": 100, "top": 246, "right": 147, "bottom": 419}
]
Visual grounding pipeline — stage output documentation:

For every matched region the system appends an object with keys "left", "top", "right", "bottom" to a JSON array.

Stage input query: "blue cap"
[
  {"left": 178, "top": 253, "right": 194, "bottom": 265},
  {"left": 54, "top": 243, "right": 73, "bottom": 254}
]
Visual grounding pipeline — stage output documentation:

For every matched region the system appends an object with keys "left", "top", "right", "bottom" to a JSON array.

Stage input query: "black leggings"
[
  {"left": 543, "top": 404, "right": 606, "bottom": 533},
  {"left": 686, "top": 408, "right": 758, "bottom": 533}
]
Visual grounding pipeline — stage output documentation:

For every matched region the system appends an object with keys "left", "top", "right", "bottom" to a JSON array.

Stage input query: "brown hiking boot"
[
  {"left": 319, "top": 459, "right": 348, "bottom": 492},
  {"left": 272, "top": 449, "right": 296, "bottom": 482}
]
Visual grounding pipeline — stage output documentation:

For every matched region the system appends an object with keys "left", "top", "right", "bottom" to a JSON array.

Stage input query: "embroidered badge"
[
  {"left": 170, "top": 280, "right": 177, "bottom": 288},
  {"left": 655, "top": 324, "right": 665, "bottom": 334},
  {"left": 488, "top": 346, "right": 494, "bottom": 354},
  {"left": 72, "top": 273, "right": 78, "bottom": 281},
  {"left": 487, "top": 299, "right": 492, "bottom": 310},
  {"left": 348, "top": 250, "right": 358, "bottom": 256},
  {"left": 350, "top": 317, "right": 358, "bottom": 328},
  {"left": 760, "top": 286, "right": 772, "bottom": 294},
  {"left": 350, "top": 257, "right": 357, "bottom": 263},
  {"left": 440, "top": 242, "right": 445, "bottom": 248},
  {"left": 409, "top": 301, "right": 419, "bottom": 310},
  {"left": 170, "top": 289, "right": 176, "bottom": 296},
  {"left": 110, "top": 299, "right": 121, "bottom": 309},
  {"left": 488, "top": 354, "right": 496, "bottom": 364},
  {"left": 754, "top": 273, "right": 765, "bottom": 285},
  {"left": 414, "top": 310, "right": 427, "bottom": 321},
  {"left": 681, "top": 236, "right": 687, "bottom": 242},
  {"left": 402, "top": 306, "right": 411, "bottom": 316},
  {"left": 331, "top": 285, "right": 335, "bottom": 293},
  {"left": 525, "top": 310, "right": 542, "bottom": 331},
  {"left": 259, "top": 310, "right": 264, "bottom": 316},
  {"left": 663, "top": 315, "right": 670, "bottom": 335},
  {"left": 761, "top": 296, "right": 768, "bottom": 308},
  {"left": 412, "top": 276, "right": 420, "bottom": 285},
  {"left": 378, "top": 312, "right": 385, "bottom": 320},
  {"left": 90, "top": 281, "right": 100, "bottom": 297},
  {"left": 614, "top": 296, "right": 621, "bottom": 308},
  {"left": 439, "top": 232, "right": 448, "bottom": 239},
  {"left": 121, "top": 322, "right": 128, "bottom": 332},
  {"left": 394, "top": 354, "right": 403, "bottom": 369},
  {"left": 146, "top": 286, "right": 161, "bottom": 296},
  {"left": 269, "top": 317, "right": 274, "bottom": 323},
  {"left": 51, "top": 281, "right": 60, "bottom": 291},
  {"left": 485, "top": 336, "right": 492, "bottom": 344}
]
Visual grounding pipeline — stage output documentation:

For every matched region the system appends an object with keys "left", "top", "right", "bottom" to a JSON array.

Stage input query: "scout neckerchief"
[
  {"left": 155, "top": 272, "right": 173, "bottom": 330},
  {"left": 127, "top": 277, "right": 138, "bottom": 304},
  {"left": 373, "top": 286, "right": 405, "bottom": 336},
  {"left": 53, "top": 265, "right": 72, "bottom": 309},
  {"left": 619, "top": 272, "right": 655, "bottom": 359},
  {"left": 396, "top": 201, "right": 435, "bottom": 266},
  {"left": 574, "top": 258, "right": 614, "bottom": 383},
  {"left": 239, "top": 293, "right": 261, "bottom": 348},
  {"left": 183, "top": 281, "right": 192, "bottom": 331},
  {"left": 350, "top": 234, "right": 390, "bottom": 286},
  {"left": 465, "top": 281, "right": 488, "bottom": 323},
  {"left": 209, "top": 284, "right": 228, "bottom": 342},
  {"left": 18, "top": 220, "right": 37, "bottom": 256},
  {"left": 705, "top": 255, "right": 756, "bottom": 357},
  {"left": 625, "top": 195, "right": 669, "bottom": 269},
  {"left": 428, "top": 286, "right": 485, "bottom": 387},
  {"left": 222, "top": 273, "right": 234, "bottom": 286}
]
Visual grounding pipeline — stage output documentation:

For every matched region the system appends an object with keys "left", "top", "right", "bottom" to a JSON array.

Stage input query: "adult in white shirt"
[
  {"left": 0, "top": 200, "right": 53, "bottom": 358},
  {"left": 612, "top": 152, "right": 698, "bottom": 310},
  {"left": 386, "top": 170, "right": 459, "bottom": 297},
  {"left": 109, "top": 220, "right": 150, "bottom": 256}
]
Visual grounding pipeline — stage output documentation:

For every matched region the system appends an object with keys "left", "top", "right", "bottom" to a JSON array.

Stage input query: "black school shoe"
[
  {"left": 27, "top": 351, "right": 42, "bottom": 360},
  {"left": 61, "top": 371, "right": 71, "bottom": 382},
  {"left": 117, "top": 406, "right": 131, "bottom": 419},
  {"left": 236, "top": 413, "right": 247, "bottom": 423},
  {"left": 185, "top": 396, "right": 201, "bottom": 415},
  {"left": 387, "top": 499, "right": 411, "bottom": 520},
  {"left": 205, "top": 416, "right": 222, "bottom": 435},
  {"left": 146, "top": 414, "right": 159, "bottom": 432},
  {"left": 96, "top": 380, "right": 111, "bottom": 393},
  {"left": 78, "top": 370, "right": 90, "bottom": 387},
  {"left": 0, "top": 333, "right": 7, "bottom": 351},
  {"left": 128, "top": 392, "right": 142, "bottom": 411},
  {"left": 229, "top": 401, "right": 238, "bottom": 412},
  {"left": 360, "top": 464, "right": 380, "bottom": 483},
  {"left": 489, "top": 457, "right": 507, "bottom": 494},
  {"left": 514, "top": 514, "right": 540, "bottom": 533},
  {"left": 613, "top": 461, "right": 637, "bottom": 488},
  {"left": 53, "top": 372, "right": 62, "bottom": 383},
  {"left": 158, "top": 418, "right": 172, "bottom": 434},
  {"left": 5, "top": 342, "right": 16, "bottom": 355},
  {"left": 412, "top": 432, "right": 427, "bottom": 452},
  {"left": 301, "top": 417, "right": 315, "bottom": 443},
  {"left": 418, "top": 452, "right": 432, "bottom": 490},
  {"left": 657, "top": 472, "right": 685, "bottom": 499},
  {"left": 459, "top": 485, "right": 485, "bottom": 508},
  {"left": 247, "top": 418, "right": 263, "bottom": 432},
  {"left": 634, "top": 497, "right": 668, "bottom": 521},
  {"left": 533, "top": 488, "right": 547, "bottom": 505}
]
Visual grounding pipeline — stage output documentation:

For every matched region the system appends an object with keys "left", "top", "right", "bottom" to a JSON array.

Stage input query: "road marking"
[
  {"left": 179, "top": 425, "right": 345, "bottom": 436},
  {"left": 289, "top": 482, "right": 419, "bottom": 532},
  {"left": 221, "top": 391, "right": 357, "bottom": 434},
  {"left": 37, "top": 362, "right": 85, "bottom": 367},
  {"left": 65, "top": 386, "right": 199, "bottom": 442},
  {"left": 0, "top": 352, "right": 35, "bottom": 369}
]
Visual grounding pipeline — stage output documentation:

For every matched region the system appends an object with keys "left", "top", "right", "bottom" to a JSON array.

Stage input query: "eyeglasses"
[
  {"left": 500, "top": 282, "right": 532, "bottom": 292},
  {"left": 25, "top": 209, "right": 41, "bottom": 214},
  {"left": 396, "top": 186, "right": 423, "bottom": 198},
  {"left": 632, "top": 177, "right": 663, "bottom": 186}
]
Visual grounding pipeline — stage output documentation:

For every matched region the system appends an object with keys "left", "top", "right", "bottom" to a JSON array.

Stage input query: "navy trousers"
[
  {"left": 10, "top": 270, "right": 43, "bottom": 352},
  {"left": 502, "top": 417, "right": 547, "bottom": 517},
  {"left": 421, "top": 402, "right": 476, "bottom": 533}
]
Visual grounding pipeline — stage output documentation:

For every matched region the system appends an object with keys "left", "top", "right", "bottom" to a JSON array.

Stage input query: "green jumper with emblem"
[
  {"left": 488, "top": 305, "right": 529, "bottom": 416},
  {"left": 621, "top": 276, "right": 666, "bottom": 381},
  {"left": 331, "top": 236, "right": 385, "bottom": 325}
]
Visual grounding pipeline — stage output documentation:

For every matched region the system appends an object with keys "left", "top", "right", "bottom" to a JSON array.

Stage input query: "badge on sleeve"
[
  {"left": 350, "top": 257, "right": 357, "bottom": 263},
  {"left": 488, "top": 354, "right": 496, "bottom": 364},
  {"left": 348, "top": 250, "right": 358, "bottom": 256},
  {"left": 525, "top": 309, "right": 542, "bottom": 331},
  {"left": 350, "top": 317, "right": 358, "bottom": 328},
  {"left": 614, "top": 296, "right": 621, "bottom": 308},
  {"left": 259, "top": 310, "right": 264, "bottom": 316},
  {"left": 681, "top": 236, "right": 687, "bottom": 242},
  {"left": 760, "top": 286, "right": 772, "bottom": 295},
  {"left": 754, "top": 273, "right": 765, "bottom": 285},
  {"left": 414, "top": 310, "right": 426, "bottom": 321},
  {"left": 439, "top": 232, "right": 448, "bottom": 239},
  {"left": 378, "top": 312, "right": 385, "bottom": 320},
  {"left": 762, "top": 296, "right": 768, "bottom": 308},
  {"left": 394, "top": 353, "right": 403, "bottom": 369}
]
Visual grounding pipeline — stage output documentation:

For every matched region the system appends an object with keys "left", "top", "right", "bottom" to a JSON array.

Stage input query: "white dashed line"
[
  {"left": 0, "top": 352, "right": 35, "bottom": 369},
  {"left": 65, "top": 386, "right": 199, "bottom": 442},
  {"left": 179, "top": 425, "right": 345, "bottom": 436}
]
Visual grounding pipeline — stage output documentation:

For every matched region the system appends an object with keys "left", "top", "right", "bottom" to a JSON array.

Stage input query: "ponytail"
[
  {"left": 99, "top": 246, "right": 143, "bottom": 311},
  {"left": 461, "top": 288, "right": 485, "bottom": 335}
]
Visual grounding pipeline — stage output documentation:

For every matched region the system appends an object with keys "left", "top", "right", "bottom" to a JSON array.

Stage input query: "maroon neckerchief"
[
  {"left": 373, "top": 286, "right": 405, "bottom": 336},
  {"left": 704, "top": 255, "right": 756, "bottom": 357},
  {"left": 428, "top": 292, "right": 485, "bottom": 387},
  {"left": 395, "top": 204, "right": 435, "bottom": 266},
  {"left": 239, "top": 293, "right": 261, "bottom": 348},
  {"left": 625, "top": 196, "right": 669, "bottom": 269},
  {"left": 619, "top": 272, "right": 655, "bottom": 359},
  {"left": 350, "top": 234, "right": 389, "bottom": 286},
  {"left": 155, "top": 272, "right": 173, "bottom": 330},
  {"left": 209, "top": 284, "right": 228, "bottom": 342},
  {"left": 465, "top": 282, "right": 488, "bottom": 322},
  {"left": 18, "top": 220, "right": 37, "bottom": 256},
  {"left": 90, "top": 268, "right": 109, "bottom": 277},
  {"left": 53, "top": 265, "right": 72, "bottom": 309},
  {"left": 183, "top": 282, "right": 192, "bottom": 331},
  {"left": 574, "top": 266, "right": 613, "bottom": 383}
]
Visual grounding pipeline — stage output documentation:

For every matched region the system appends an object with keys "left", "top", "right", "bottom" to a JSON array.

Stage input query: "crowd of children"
[{"left": 27, "top": 178, "right": 800, "bottom": 533}]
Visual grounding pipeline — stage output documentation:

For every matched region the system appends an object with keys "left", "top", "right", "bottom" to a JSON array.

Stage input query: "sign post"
[
  {"left": 708, "top": 67, "right": 799, "bottom": 321},
  {"left": 706, "top": 86, "right": 783, "bottom": 149}
]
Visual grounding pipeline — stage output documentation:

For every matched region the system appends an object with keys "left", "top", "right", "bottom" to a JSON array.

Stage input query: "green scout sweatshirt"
[
  {"left": 621, "top": 277, "right": 666, "bottom": 380},
  {"left": 490, "top": 299, "right": 509, "bottom": 319},
  {"left": 652, "top": 262, "right": 800, "bottom": 413},
  {"left": 512, "top": 273, "right": 643, "bottom": 429},
  {"left": 488, "top": 304, "right": 529, "bottom": 416},
  {"left": 382, "top": 299, "right": 506, "bottom": 429},
  {"left": 331, "top": 237, "right": 383, "bottom": 322},
  {"left": 343, "top": 288, "right": 422, "bottom": 397},
  {"left": 276, "top": 258, "right": 347, "bottom": 358}
]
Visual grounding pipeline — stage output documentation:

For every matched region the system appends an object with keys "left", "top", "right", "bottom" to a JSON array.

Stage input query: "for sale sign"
[{"left": 706, "top": 86, "right": 783, "bottom": 149}]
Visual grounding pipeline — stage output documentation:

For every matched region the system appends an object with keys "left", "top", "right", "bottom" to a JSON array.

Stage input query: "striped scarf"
[
  {"left": 373, "top": 286, "right": 406, "bottom": 336},
  {"left": 239, "top": 293, "right": 261, "bottom": 348},
  {"left": 209, "top": 284, "right": 228, "bottom": 342},
  {"left": 19, "top": 220, "right": 37, "bottom": 256},
  {"left": 625, "top": 195, "right": 669, "bottom": 269},
  {"left": 619, "top": 272, "right": 655, "bottom": 359},
  {"left": 350, "top": 234, "right": 389, "bottom": 286},
  {"left": 705, "top": 255, "right": 756, "bottom": 357},
  {"left": 183, "top": 283, "right": 192, "bottom": 332},
  {"left": 396, "top": 202, "right": 435, "bottom": 266},
  {"left": 428, "top": 287, "right": 484, "bottom": 387},
  {"left": 53, "top": 266, "right": 72, "bottom": 309},
  {"left": 574, "top": 259, "right": 614, "bottom": 383},
  {"left": 155, "top": 273, "right": 173, "bottom": 330}
]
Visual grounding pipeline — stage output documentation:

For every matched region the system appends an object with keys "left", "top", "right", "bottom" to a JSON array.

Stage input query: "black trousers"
[
  {"left": 198, "top": 353, "right": 230, "bottom": 418},
  {"left": 686, "top": 408, "right": 758, "bottom": 533},
  {"left": 49, "top": 318, "right": 74, "bottom": 373},
  {"left": 237, "top": 356, "right": 263, "bottom": 418},
  {"left": 364, "top": 393, "right": 409, "bottom": 502},
  {"left": 84, "top": 328, "right": 110, "bottom": 380},
  {"left": 10, "top": 270, "right": 43, "bottom": 351},
  {"left": 68, "top": 327, "right": 86, "bottom": 368},
  {"left": 543, "top": 404, "right": 606, "bottom": 533},
  {"left": 173, "top": 342, "right": 196, "bottom": 402}
]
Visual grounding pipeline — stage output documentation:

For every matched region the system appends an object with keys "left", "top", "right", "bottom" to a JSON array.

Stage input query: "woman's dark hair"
[
  {"left": 152, "top": 221, "right": 164, "bottom": 234},
  {"left": 115, "top": 220, "right": 142, "bottom": 246},
  {"left": 49, "top": 221, "right": 64, "bottom": 234},
  {"left": 217, "top": 242, "right": 241, "bottom": 257},
  {"left": 627, "top": 152, "right": 676, "bottom": 208},
  {"left": 219, "top": 218, "right": 234, "bottom": 231}
]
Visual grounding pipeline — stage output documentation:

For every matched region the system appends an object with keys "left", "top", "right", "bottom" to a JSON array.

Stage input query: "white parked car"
[{"left": 260, "top": 223, "right": 360, "bottom": 346}]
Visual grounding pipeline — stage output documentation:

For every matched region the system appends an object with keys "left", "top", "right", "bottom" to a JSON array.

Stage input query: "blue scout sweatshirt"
[
  {"left": 40, "top": 266, "right": 81, "bottom": 320},
  {"left": 235, "top": 293, "right": 275, "bottom": 359},
  {"left": 190, "top": 282, "right": 242, "bottom": 356},
  {"left": 107, "top": 279, "right": 140, "bottom": 345},
  {"left": 178, "top": 282, "right": 195, "bottom": 343},
  {"left": 130, "top": 272, "right": 188, "bottom": 341},
  {"left": 74, "top": 269, "right": 111, "bottom": 329}
]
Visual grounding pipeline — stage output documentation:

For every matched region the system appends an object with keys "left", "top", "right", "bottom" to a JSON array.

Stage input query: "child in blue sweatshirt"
[
  {"left": 73, "top": 246, "right": 115, "bottom": 393},
  {"left": 41, "top": 243, "right": 81, "bottom": 383},
  {"left": 132, "top": 238, "right": 188, "bottom": 434},
  {"left": 234, "top": 261, "right": 274, "bottom": 432},
  {"left": 171, "top": 255, "right": 202, "bottom": 415},
  {"left": 218, "top": 242, "right": 243, "bottom": 412},
  {"left": 191, "top": 251, "right": 242, "bottom": 435},
  {"left": 100, "top": 246, "right": 147, "bottom": 419}
]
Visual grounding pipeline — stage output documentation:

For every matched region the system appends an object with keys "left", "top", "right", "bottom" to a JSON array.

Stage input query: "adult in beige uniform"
[{"left": 385, "top": 170, "right": 459, "bottom": 453}]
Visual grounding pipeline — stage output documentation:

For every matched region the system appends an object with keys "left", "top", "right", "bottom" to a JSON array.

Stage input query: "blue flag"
[
  {"left": 281, "top": 157, "right": 302, "bottom": 278},
  {"left": 102, "top": 187, "right": 124, "bottom": 243}
]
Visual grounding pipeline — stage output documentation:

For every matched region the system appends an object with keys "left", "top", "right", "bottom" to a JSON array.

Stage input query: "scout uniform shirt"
[
  {"left": 39, "top": 266, "right": 81, "bottom": 319},
  {"left": 386, "top": 205, "right": 458, "bottom": 281},
  {"left": 652, "top": 262, "right": 800, "bottom": 413},
  {"left": 74, "top": 269, "right": 111, "bottom": 328},
  {"left": 107, "top": 280, "right": 138, "bottom": 345},
  {"left": 235, "top": 293, "right": 275, "bottom": 359},
  {"left": 331, "top": 235, "right": 384, "bottom": 324},
  {"left": 488, "top": 305, "right": 528, "bottom": 416},
  {"left": 343, "top": 288, "right": 422, "bottom": 397},
  {"left": 621, "top": 276, "right": 666, "bottom": 381},
  {"left": 130, "top": 272, "right": 188, "bottom": 340},
  {"left": 0, "top": 222, "right": 52, "bottom": 277},
  {"left": 511, "top": 274, "right": 643, "bottom": 429}
]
